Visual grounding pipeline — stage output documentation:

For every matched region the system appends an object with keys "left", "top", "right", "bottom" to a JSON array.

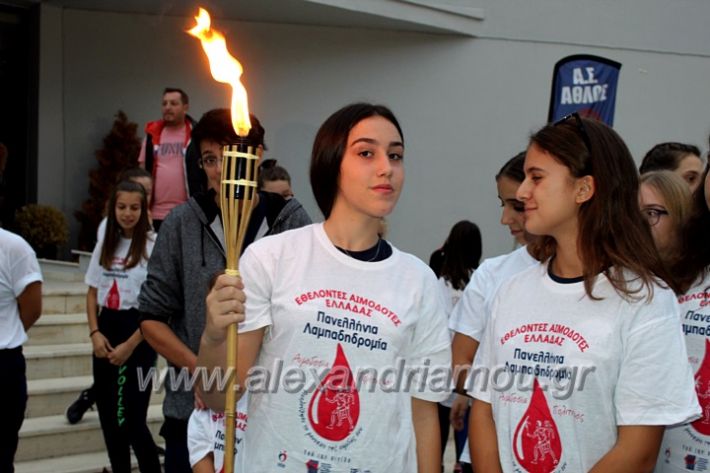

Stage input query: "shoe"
[{"left": 65, "top": 388, "right": 95, "bottom": 424}]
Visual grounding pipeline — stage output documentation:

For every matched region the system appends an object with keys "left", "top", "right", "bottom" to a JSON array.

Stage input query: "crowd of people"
[{"left": 3, "top": 86, "right": 710, "bottom": 473}]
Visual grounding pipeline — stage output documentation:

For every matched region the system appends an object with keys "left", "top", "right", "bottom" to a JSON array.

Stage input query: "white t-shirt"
[
  {"left": 449, "top": 246, "right": 537, "bottom": 341},
  {"left": 187, "top": 395, "right": 249, "bottom": 472},
  {"left": 438, "top": 277, "right": 463, "bottom": 317},
  {"left": 470, "top": 262, "right": 700, "bottom": 473},
  {"left": 0, "top": 229, "right": 43, "bottom": 349},
  {"left": 437, "top": 276, "right": 463, "bottom": 408},
  {"left": 85, "top": 234, "right": 155, "bottom": 310},
  {"left": 658, "top": 272, "right": 710, "bottom": 472},
  {"left": 449, "top": 246, "right": 536, "bottom": 464},
  {"left": 238, "top": 223, "right": 451, "bottom": 472}
]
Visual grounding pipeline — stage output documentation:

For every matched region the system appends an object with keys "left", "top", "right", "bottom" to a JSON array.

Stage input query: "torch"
[{"left": 188, "top": 9, "right": 257, "bottom": 473}]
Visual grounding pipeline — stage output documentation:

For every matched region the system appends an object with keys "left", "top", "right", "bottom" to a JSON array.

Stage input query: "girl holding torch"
[
  {"left": 197, "top": 103, "right": 451, "bottom": 472},
  {"left": 468, "top": 115, "right": 700, "bottom": 472}
]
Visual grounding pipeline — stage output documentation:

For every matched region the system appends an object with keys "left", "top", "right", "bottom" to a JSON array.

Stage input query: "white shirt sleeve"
[
  {"left": 84, "top": 240, "right": 103, "bottom": 289},
  {"left": 437, "top": 277, "right": 454, "bottom": 316},
  {"left": 614, "top": 292, "right": 701, "bottom": 426},
  {"left": 10, "top": 245, "right": 42, "bottom": 296},
  {"left": 239, "top": 245, "right": 274, "bottom": 333},
  {"left": 449, "top": 266, "right": 491, "bottom": 341},
  {"left": 468, "top": 292, "right": 498, "bottom": 404},
  {"left": 403, "top": 274, "right": 453, "bottom": 402},
  {"left": 187, "top": 409, "right": 213, "bottom": 468}
]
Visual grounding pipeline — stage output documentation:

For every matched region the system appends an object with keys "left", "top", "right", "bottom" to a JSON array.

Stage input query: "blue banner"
[{"left": 548, "top": 55, "right": 622, "bottom": 126}]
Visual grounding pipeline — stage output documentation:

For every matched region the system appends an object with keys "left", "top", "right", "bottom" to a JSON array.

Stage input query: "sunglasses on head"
[{"left": 553, "top": 112, "right": 593, "bottom": 154}]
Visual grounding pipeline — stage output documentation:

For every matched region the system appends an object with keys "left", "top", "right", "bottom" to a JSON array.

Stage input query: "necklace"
[{"left": 339, "top": 238, "right": 382, "bottom": 262}]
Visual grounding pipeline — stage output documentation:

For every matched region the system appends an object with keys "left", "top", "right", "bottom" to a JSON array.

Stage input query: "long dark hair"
[
  {"left": 310, "top": 103, "right": 403, "bottom": 218},
  {"left": 671, "top": 166, "right": 710, "bottom": 293},
  {"left": 100, "top": 180, "right": 151, "bottom": 270},
  {"left": 439, "top": 220, "right": 482, "bottom": 290},
  {"left": 496, "top": 151, "right": 526, "bottom": 183},
  {"left": 529, "top": 117, "right": 677, "bottom": 298}
]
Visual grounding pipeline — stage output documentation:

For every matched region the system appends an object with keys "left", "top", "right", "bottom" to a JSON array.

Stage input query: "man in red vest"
[{"left": 139, "top": 88, "right": 200, "bottom": 231}]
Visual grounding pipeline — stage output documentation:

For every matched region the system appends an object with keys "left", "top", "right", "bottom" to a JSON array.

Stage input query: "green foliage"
[
  {"left": 74, "top": 110, "right": 141, "bottom": 250},
  {"left": 15, "top": 204, "right": 69, "bottom": 252}
]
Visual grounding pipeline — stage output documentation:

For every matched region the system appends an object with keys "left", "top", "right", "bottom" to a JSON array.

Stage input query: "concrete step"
[
  {"left": 16, "top": 405, "right": 163, "bottom": 462},
  {"left": 23, "top": 343, "right": 92, "bottom": 380},
  {"left": 23, "top": 344, "right": 168, "bottom": 382},
  {"left": 26, "top": 375, "right": 93, "bottom": 419},
  {"left": 27, "top": 313, "right": 88, "bottom": 346},
  {"left": 14, "top": 448, "right": 161, "bottom": 473},
  {"left": 39, "top": 258, "right": 84, "bottom": 283},
  {"left": 43, "top": 281, "right": 87, "bottom": 315},
  {"left": 26, "top": 375, "right": 164, "bottom": 418}
]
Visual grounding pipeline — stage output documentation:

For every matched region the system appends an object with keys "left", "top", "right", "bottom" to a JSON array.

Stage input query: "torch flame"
[{"left": 188, "top": 8, "right": 251, "bottom": 137}]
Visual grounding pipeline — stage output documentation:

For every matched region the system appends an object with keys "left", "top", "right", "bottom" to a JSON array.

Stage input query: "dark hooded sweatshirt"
[{"left": 138, "top": 189, "right": 311, "bottom": 420}]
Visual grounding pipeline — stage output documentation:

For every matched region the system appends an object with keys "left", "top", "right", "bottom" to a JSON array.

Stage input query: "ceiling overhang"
[{"left": 38, "top": 0, "right": 483, "bottom": 36}]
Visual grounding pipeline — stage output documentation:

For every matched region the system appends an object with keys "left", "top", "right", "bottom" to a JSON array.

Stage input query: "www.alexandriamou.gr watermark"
[{"left": 135, "top": 359, "right": 596, "bottom": 401}]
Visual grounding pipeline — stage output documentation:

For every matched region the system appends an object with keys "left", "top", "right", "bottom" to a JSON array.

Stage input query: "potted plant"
[
  {"left": 15, "top": 204, "right": 69, "bottom": 259},
  {"left": 75, "top": 110, "right": 140, "bottom": 251}
]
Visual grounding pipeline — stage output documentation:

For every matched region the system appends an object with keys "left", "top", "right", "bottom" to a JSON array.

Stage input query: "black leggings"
[
  {"left": 0, "top": 347, "right": 26, "bottom": 473},
  {"left": 93, "top": 308, "right": 160, "bottom": 473}
]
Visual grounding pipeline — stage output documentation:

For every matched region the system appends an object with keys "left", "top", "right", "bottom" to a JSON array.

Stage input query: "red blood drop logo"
[
  {"left": 513, "top": 378, "right": 562, "bottom": 472},
  {"left": 308, "top": 343, "right": 360, "bottom": 441},
  {"left": 105, "top": 279, "right": 120, "bottom": 310},
  {"left": 692, "top": 339, "right": 710, "bottom": 435}
]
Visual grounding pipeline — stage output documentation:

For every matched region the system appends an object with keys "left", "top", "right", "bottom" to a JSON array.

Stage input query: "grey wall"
[
  {"left": 37, "top": 3, "right": 64, "bottom": 206},
  {"left": 38, "top": 3, "right": 710, "bottom": 261}
]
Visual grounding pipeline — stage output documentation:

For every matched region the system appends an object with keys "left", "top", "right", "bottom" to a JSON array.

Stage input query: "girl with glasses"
[
  {"left": 469, "top": 116, "right": 699, "bottom": 472},
  {"left": 656, "top": 166, "right": 710, "bottom": 472},
  {"left": 138, "top": 109, "right": 311, "bottom": 472},
  {"left": 638, "top": 170, "right": 692, "bottom": 265}
]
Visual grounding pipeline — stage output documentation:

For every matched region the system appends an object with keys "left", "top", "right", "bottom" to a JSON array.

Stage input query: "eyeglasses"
[
  {"left": 554, "top": 112, "right": 593, "bottom": 154},
  {"left": 200, "top": 157, "right": 223, "bottom": 168},
  {"left": 642, "top": 207, "right": 669, "bottom": 227}
]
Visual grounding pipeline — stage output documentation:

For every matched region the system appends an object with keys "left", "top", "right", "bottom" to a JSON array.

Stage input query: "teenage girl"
[
  {"left": 639, "top": 142, "right": 705, "bottom": 193},
  {"left": 638, "top": 170, "right": 692, "bottom": 265},
  {"left": 197, "top": 103, "right": 451, "bottom": 472},
  {"left": 435, "top": 220, "right": 481, "bottom": 472},
  {"left": 258, "top": 159, "right": 295, "bottom": 199},
  {"left": 85, "top": 179, "right": 160, "bottom": 473},
  {"left": 67, "top": 167, "right": 155, "bottom": 426},
  {"left": 656, "top": 165, "right": 710, "bottom": 472},
  {"left": 469, "top": 115, "right": 699, "bottom": 472},
  {"left": 97, "top": 167, "right": 154, "bottom": 241},
  {"left": 449, "top": 152, "right": 538, "bottom": 470}
]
